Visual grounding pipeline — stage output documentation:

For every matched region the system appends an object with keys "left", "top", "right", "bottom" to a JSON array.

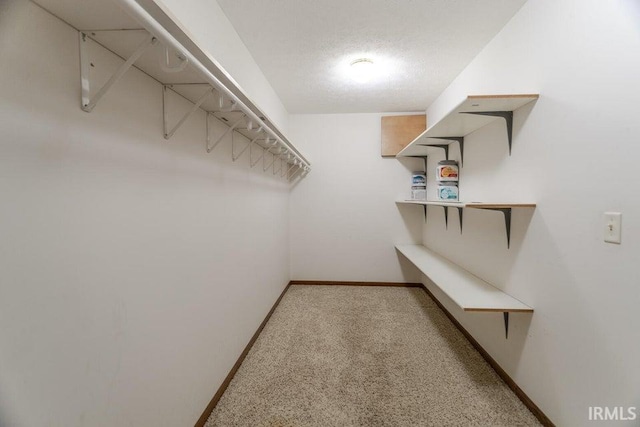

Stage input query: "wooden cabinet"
[{"left": 381, "top": 114, "right": 426, "bottom": 157}]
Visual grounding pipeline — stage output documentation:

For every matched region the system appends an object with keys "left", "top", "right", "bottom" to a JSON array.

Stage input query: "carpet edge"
[
  {"left": 418, "top": 284, "right": 555, "bottom": 427},
  {"left": 194, "top": 281, "right": 292, "bottom": 427},
  {"left": 289, "top": 280, "right": 422, "bottom": 287}
]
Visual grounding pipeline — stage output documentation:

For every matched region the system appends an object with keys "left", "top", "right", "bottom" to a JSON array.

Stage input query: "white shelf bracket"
[
  {"left": 233, "top": 134, "right": 260, "bottom": 162},
  {"left": 288, "top": 166, "right": 304, "bottom": 181},
  {"left": 273, "top": 157, "right": 283, "bottom": 175},
  {"left": 286, "top": 162, "right": 298, "bottom": 178},
  {"left": 250, "top": 143, "right": 266, "bottom": 168},
  {"left": 163, "top": 86, "right": 213, "bottom": 139},
  {"left": 206, "top": 114, "right": 245, "bottom": 153},
  {"left": 80, "top": 32, "right": 157, "bottom": 112},
  {"left": 263, "top": 150, "right": 279, "bottom": 172}
]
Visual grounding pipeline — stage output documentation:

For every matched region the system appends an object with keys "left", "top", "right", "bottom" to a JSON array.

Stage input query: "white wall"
[
  {"left": 0, "top": 1, "right": 291, "bottom": 425},
  {"left": 420, "top": 0, "right": 640, "bottom": 425},
  {"left": 155, "top": 0, "right": 291, "bottom": 135},
  {"left": 289, "top": 114, "right": 423, "bottom": 282}
]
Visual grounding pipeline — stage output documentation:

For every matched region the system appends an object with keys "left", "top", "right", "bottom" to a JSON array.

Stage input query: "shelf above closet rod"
[
  {"left": 113, "top": 0, "right": 310, "bottom": 167},
  {"left": 33, "top": 0, "right": 310, "bottom": 171}
]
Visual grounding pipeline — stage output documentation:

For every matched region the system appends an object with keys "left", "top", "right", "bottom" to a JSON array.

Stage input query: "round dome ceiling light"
[{"left": 350, "top": 58, "right": 375, "bottom": 83}]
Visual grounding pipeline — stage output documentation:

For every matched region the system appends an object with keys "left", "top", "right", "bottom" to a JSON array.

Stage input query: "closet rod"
[{"left": 112, "top": 0, "right": 310, "bottom": 169}]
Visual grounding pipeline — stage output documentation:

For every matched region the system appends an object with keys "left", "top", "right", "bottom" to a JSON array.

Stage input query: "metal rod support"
[
  {"left": 221, "top": 100, "right": 237, "bottom": 112},
  {"left": 456, "top": 207, "right": 464, "bottom": 233},
  {"left": 215, "top": 94, "right": 238, "bottom": 112},
  {"left": 160, "top": 46, "right": 188, "bottom": 73},
  {"left": 80, "top": 32, "right": 157, "bottom": 112}
]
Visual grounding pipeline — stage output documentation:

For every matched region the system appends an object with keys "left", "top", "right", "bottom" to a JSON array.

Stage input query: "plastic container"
[
  {"left": 436, "top": 161, "right": 458, "bottom": 182},
  {"left": 412, "top": 171, "right": 427, "bottom": 186},
  {"left": 437, "top": 182, "right": 459, "bottom": 201},
  {"left": 411, "top": 186, "right": 426, "bottom": 201}
]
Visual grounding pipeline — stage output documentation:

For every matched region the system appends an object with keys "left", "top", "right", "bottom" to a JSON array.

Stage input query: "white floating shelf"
[
  {"left": 396, "top": 244, "right": 531, "bottom": 337},
  {"left": 396, "top": 200, "right": 536, "bottom": 247},
  {"left": 396, "top": 200, "right": 536, "bottom": 209},
  {"left": 396, "top": 244, "right": 532, "bottom": 313},
  {"left": 397, "top": 94, "right": 539, "bottom": 159}
]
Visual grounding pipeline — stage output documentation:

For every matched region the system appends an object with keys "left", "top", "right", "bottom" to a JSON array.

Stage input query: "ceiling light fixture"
[{"left": 350, "top": 58, "right": 375, "bottom": 83}]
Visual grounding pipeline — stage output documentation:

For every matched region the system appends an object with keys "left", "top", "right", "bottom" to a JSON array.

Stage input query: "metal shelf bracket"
[
  {"left": 477, "top": 207, "right": 512, "bottom": 248},
  {"left": 416, "top": 143, "right": 449, "bottom": 160},
  {"left": 289, "top": 166, "right": 303, "bottom": 181},
  {"left": 504, "top": 312, "right": 510, "bottom": 339},
  {"left": 439, "top": 206, "right": 463, "bottom": 232},
  {"left": 442, "top": 206, "right": 449, "bottom": 229},
  {"left": 281, "top": 158, "right": 292, "bottom": 178},
  {"left": 286, "top": 162, "right": 298, "bottom": 178},
  {"left": 273, "top": 157, "right": 283, "bottom": 175},
  {"left": 80, "top": 32, "right": 157, "bottom": 112},
  {"left": 233, "top": 134, "right": 260, "bottom": 162},
  {"left": 206, "top": 114, "right": 245, "bottom": 153},
  {"left": 406, "top": 155, "right": 428, "bottom": 172},
  {"left": 460, "top": 111, "right": 514, "bottom": 155},
  {"left": 250, "top": 143, "right": 266, "bottom": 168},
  {"left": 428, "top": 137, "right": 465, "bottom": 166},
  {"left": 263, "top": 149, "right": 278, "bottom": 172},
  {"left": 163, "top": 85, "right": 213, "bottom": 139}
]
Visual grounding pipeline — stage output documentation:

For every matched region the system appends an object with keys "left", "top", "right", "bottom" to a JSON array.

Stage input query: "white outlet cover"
[{"left": 604, "top": 212, "right": 622, "bottom": 244}]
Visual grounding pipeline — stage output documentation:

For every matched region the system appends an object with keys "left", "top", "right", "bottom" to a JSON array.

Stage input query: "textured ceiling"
[{"left": 216, "top": 0, "right": 527, "bottom": 114}]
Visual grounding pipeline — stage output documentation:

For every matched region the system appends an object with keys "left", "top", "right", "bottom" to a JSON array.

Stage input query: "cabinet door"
[{"left": 381, "top": 114, "right": 426, "bottom": 157}]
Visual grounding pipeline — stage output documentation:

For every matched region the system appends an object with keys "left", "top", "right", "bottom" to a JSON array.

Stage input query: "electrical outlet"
[{"left": 604, "top": 212, "right": 622, "bottom": 244}]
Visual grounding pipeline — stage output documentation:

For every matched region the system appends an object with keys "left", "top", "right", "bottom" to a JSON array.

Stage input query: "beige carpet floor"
[{"left": 205, "top": 285, "right": 540, "bottom": 427}]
